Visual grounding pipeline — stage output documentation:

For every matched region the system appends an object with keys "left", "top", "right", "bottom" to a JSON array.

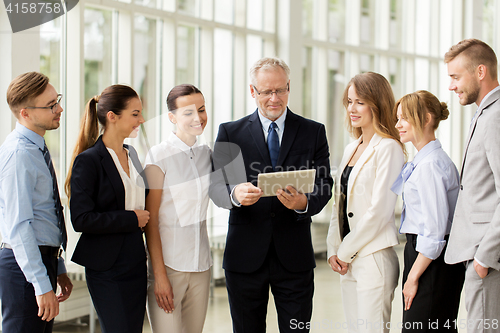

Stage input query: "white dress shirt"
[
  {"left": 145, "top": 132, "right": 212, "bottom": 272},
  {"left": 396, "top": 139, "right": 459, "bottom": 260},
  {"left": 107, "top": 147, "right": 146, "bottom": 211}
]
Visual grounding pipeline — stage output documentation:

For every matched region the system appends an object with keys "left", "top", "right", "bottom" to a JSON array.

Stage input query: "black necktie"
[
  {"left": 268, "top": 122, "right": 279, "bottom": 170},
  {"left": 41, "top": 143, "right": 67, "bottom": 251}
]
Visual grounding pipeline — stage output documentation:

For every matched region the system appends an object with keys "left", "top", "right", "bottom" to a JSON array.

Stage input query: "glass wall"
[
  {"left": 40, "top": 16, "right": 63, "bottom": 178},
  {"left": 1, "top": 0, "right": 496, "bottom": 258},
  {"left": 84, "top": 8, "right": 113, "bottom": 110}
]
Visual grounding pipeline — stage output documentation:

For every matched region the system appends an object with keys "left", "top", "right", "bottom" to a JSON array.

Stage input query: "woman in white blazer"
[{"left": 327, "top": 72, "right": 405, "bottom": 333}]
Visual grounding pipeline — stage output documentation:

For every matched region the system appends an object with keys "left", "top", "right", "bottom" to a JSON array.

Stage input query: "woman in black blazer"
[{"left": 65, "top": 85, "right": 150, "bottom": 333}]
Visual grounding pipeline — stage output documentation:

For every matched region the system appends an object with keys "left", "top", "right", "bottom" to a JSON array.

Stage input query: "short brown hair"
[
  {"left": 166, "top": 84, "right": 203, "bottom": 113},
  {"left": 444, "top": 39, "right": 498, "bottom": 80},
  {"left": 6, "top": 72, "right": 49, "bottom": 117},
  {"left": 395, "top": 90, "right": 449, "bottom": 139}
]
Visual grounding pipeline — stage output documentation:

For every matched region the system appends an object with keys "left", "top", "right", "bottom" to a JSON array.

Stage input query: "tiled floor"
[{"left": 52, "top": 241, "right": 467, "bottom": 332}]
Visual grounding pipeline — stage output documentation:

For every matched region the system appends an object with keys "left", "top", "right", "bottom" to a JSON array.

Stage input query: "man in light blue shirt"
[{"left": 0, "top": 72, "right": 72, "bottom": 333}]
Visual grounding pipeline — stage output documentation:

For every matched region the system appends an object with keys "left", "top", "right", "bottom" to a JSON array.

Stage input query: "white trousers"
[
  {"left": 147, "top": 265, "right": 211, "bottom": 333},
  {"left": 340, "top": 247, "right": 399, "bottom": 333}
]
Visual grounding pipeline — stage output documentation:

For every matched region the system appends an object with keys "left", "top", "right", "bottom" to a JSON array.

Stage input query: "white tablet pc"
[{"left": 257, "top": 169, "right": 316, "bottom": 197}]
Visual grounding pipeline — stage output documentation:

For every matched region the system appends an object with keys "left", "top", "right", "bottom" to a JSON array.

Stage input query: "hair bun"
[{"left": 440, "top": 102, "right": 449, "bottom": 120}]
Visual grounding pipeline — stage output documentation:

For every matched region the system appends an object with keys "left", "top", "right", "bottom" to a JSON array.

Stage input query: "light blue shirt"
[
  {"left": 257, "top": 108, "right": 287, "bottom": 145},
  {"left": 394, "top": 139, "right": 459, "bottom": 260},
  {"left": 0, "top": 122, "right": 66, "bottom": 296}
]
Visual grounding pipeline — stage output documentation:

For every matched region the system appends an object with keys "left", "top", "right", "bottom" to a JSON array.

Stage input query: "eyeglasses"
[
  {"left": 25, "top": 94, "right": 62, "bottom": 114},
  {"left": 253, "top": 83, "right": 289, "bottom": 98}
]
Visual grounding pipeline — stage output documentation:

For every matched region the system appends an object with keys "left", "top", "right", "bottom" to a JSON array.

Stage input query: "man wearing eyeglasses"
[
  {"left": 0, "top": 72, "right": 72, "bottom": 333},
  {"left": 211, "top": 57, "right": 333, "bottom": 332}
]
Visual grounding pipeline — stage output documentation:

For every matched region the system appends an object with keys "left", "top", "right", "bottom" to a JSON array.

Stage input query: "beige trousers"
[
  {"left": 340, "top": 247, "right": 399, "bottom": 333},
  {"left": 147, "top": 265, "right": 211, "bottom": 333}
]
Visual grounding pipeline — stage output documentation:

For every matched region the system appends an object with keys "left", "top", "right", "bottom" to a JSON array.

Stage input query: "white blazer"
[{"left": 327, "top": 133, "right": 404, "bottom": 263}]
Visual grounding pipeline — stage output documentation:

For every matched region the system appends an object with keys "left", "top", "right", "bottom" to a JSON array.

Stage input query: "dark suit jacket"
[
  {"left": 212, "top": 108, "right": 333, "bottom": 273},
  {"left": 70, "top": 136, "right": 146, "bottom": 271}
]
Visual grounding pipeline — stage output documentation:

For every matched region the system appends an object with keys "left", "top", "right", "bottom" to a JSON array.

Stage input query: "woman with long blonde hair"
[{"left": 327, "top": 72, "right": 405, "bottom": 333}]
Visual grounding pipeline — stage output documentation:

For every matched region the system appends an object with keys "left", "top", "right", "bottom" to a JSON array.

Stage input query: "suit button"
[
  {"left": 348, "top": 212, "right": 354, "bottom": 218},
  {"left": 270, "top": 213, "right": 275, "bottom": 217},
  {"left": 460, "top": 185, "right": 463, "bottom": 190}
]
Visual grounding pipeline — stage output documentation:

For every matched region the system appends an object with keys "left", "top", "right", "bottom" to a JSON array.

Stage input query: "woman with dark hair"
[
  {"left": 144, "top": 84, "right": 212, "bottom": 333},
  {"left": 66, "top": 85, "right": 149, "bottom": 333},
  {"left": 392, "top": 91, "right": 464, "bottom": 332},
  {"left": 326, "top": 72, "right": 405, "bottom": 333}
]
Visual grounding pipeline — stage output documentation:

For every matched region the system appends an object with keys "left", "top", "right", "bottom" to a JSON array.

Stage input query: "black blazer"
[
  {"left": 70, "top": 136, "right": 146, "bottom": 271},
  {"left": 212, "top": 109, "right": 333, "bottom": 273}
]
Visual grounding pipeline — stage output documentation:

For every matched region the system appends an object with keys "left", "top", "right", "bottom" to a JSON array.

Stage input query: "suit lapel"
[
  {"left": 277, "top": 109, "right": 300, "bottom": 167},
  {"left": 248, "top": 110, "right": 273, "bottom": 167},
  {"left": 334, "top": 138, "right": 361, "bottom": 206},
  {"left": 460, "top": 89, "right": 500, "bottom": 180},
  {"left": 96, "top": 137, "right": 126, "bottom": 210},
  {"left": 347, "top": 134, "right": 381, "bottom": 197}
]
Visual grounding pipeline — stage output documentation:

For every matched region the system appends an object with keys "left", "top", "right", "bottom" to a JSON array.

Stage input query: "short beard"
[{"left": 461, "top": 83, "right": 480, "bottom": 106}]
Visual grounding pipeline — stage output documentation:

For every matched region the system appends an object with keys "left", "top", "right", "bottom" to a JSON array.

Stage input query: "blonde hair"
[
  {"left": 395, "top": 90, "right": 449, "bottom": 139},
  {"left": 6, "top": 72, "right": 49, "bottom": 117},
  {"left": 343, "top": 72, "right": 404, "bottom": 151}
]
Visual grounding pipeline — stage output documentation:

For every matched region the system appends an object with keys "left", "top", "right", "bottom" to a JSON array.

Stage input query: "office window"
[
  {"left": 415, "top": 58, "right": 430, "bottom": 90},
  {"left": 329, "top": 0, "right": 345, "bottom": 43},
  {"left": 415, "top": 0, "right": 431, "bottom": 56},
  {"left": 302, "top": 0, "right": 313, "bottom": 38},
  {"left": 178, "top": 0, "right": 198, "bottom": 16},
  {"left": 40, "top": 17, "right": 63, "bottom": 175},
  {"left": 389, "top": 57, "right": 401, "bottom": 98},
  {"left": 84, "top": 8, "right": 113, "bottom": 112},
  {"left": 134, "top": 0, "right": 156, "bottom": 9},
  {"left": 176, "top": 25, "right": 197, "bottom": 85},
  {"left": 302, "top": 47, "right": 313, "bottom": 118},
  {"left": 215, "top": 0, "right": 234, "bottom": 25},
  {"left": 134, "top": 15, "right": 157, "bottom": 122},
  {"left": 263, "top": 0, "right": 276, "bottom": 33},
  {"left": 133, "top": 15, "right": 157, "bottom": 158},
  {"left": 327, "top": 50, "right": 345, "bottom": 167},
  {"left": 483, "top": 0, "right": 496, "bottom": 47},
  {"left": 213, "top": 28, "right": 233, "bottom": 125},
  {"left": 389, "top": 0, "right": 399, "bottom": 48},
  {"left": 247, "top": 34, "right": 263, "bottom": 114},
  {"left": 247, "top": 0, "right": 263, "bottom": 31},
  {"left": 360, "top": 0, "right": 373, "bottom": 45},
  {"left": 360, "top": 53, "right": 374, "bottom": 72}
]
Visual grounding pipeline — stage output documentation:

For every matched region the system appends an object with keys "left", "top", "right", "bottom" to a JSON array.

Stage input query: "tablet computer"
[{"left": 257, "top": 169, "right": 316, "bottom": 197}]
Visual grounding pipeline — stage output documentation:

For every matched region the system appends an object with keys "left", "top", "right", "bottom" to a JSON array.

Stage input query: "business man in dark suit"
[
  {"left": 211, "top": 57, "right": 333, "bottom": 333},
  {"left": 444, "top": 39, "right": 500, "bottom": 333}
]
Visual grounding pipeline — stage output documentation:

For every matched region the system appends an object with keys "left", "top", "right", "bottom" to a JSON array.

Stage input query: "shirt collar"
[
  {"left": 258, "top": 108, "right": 287, "bottom": 132},
  {"left": 412, "top": 139, "right": 442, "bottom": 167},
  {"left": 15, "top": 122, "right": 45, "bottom": 150},
  {"left": 168, "top": 131, "right": 199, "bottom": 155},
  {"left": 478, "top": 85, "right": 500, "bottom": 110}
]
